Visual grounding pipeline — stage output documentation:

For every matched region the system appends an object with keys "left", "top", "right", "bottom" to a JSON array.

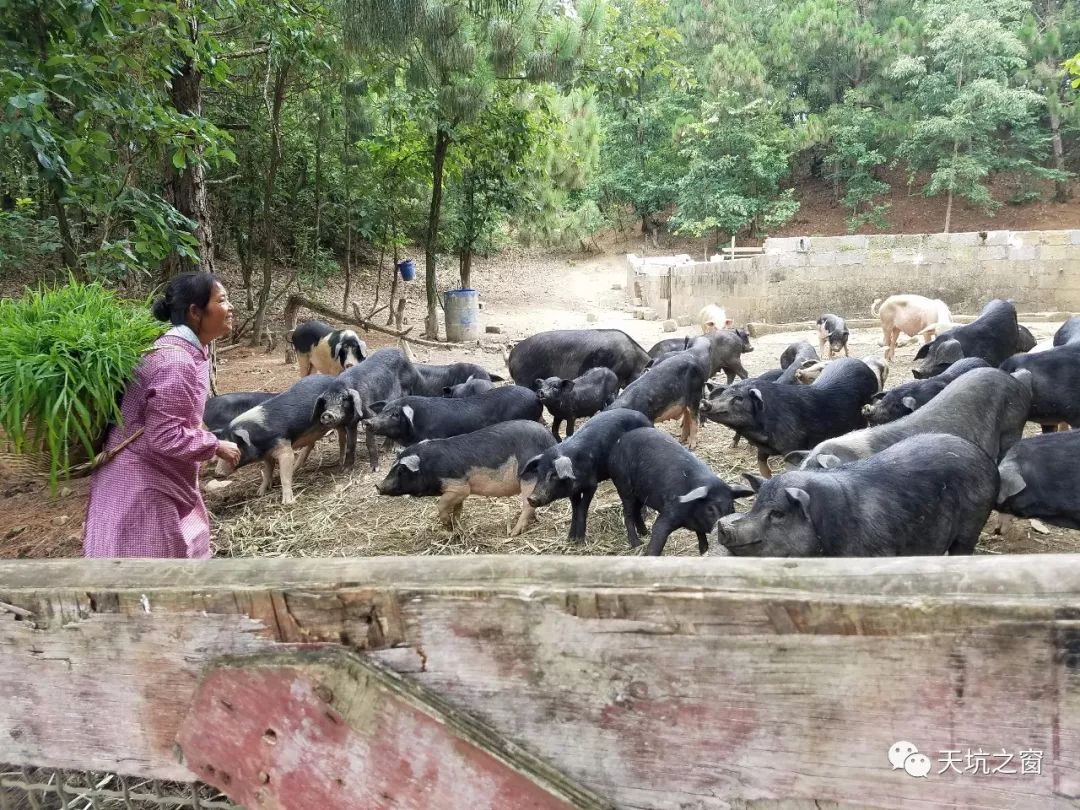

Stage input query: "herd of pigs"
[{"left": 201, "top": 294, "right": 1080, "bottom": 558}]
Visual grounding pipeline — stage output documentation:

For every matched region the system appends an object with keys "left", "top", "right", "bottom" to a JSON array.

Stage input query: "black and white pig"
[
  {"left": 648, "top": 328, "right": 754, "bottom": 383},
  {"left": 521, "top": 408, "right": 652, "bottom": 541},
  {"left": 1000, "top": 343, "right": 1080, "bottom": 432},
  {"left": 701, "top": 357, "right": 878, "bottom": 477},
  {"left": 792, "top": 367, "right": 1032, "bottom": 470},
  {"left": 607, "top": 352, "right": 707, "bottom": 448},
  {"left": 610, "top": 428, "right": 754, "bottom": 556},
  {"left": 443, "top": 377, "right": 496, "bottom": 397},
  {"left": 717, "top": 434, "right": 998, "bottom": 557},
  {"left": 997, "top": 430, "right": 1080, "bottom": 530},
  {"left": 535, "top": 367, "right": 619, "bottom": 439},
  {"left": 365, "top": 385, "right": 543, "bottom": 446},
  {"left": 816, "top": 314, "right": 850, "bottom": 358},
  {"left": 375, "top": 420, "right": 557, "bottom": 536},
  {"left": 320, "top": 348, "right": 421, "bottom": 470},
  {"left": 214, "top": 374, "right": 351, "bottom": 504},
  {"left": 288, "top": 320, "right": 367, "bottom": 377},
  {"left": 862, "top": 357, "right": 989, "bottom": 425},
  {"left": 203, "top": 392, "right": 275, "bottom": 435},
  {"left": 412, "top": 362, "right": 501, "bottom": 397},
  {"left": 507, "top": 329, "right": 651, "bottom": 388},
  {"left": 912, "top": 299, "right": 1021, "bottom": 378},
  {"left": 1053, "top": 315, "right": 1080, "bottom": 347}
]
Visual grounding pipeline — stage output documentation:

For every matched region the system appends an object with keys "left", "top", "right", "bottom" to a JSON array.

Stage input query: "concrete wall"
[{"left": 629, "top": 230, "right": 1080, "bottom": 324}]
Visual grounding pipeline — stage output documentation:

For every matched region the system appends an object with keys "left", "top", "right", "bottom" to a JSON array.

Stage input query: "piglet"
[
  {"left": 535, "top": 367, "right": 619, "bottom": 439},
  {"left": 610, "top": 427, "right": 753, "bottom": 556}
]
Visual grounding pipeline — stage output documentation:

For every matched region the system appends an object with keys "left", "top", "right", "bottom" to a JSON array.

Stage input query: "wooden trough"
[{"left": 1, "top": 555, "right": 1079, "bottom": 808}]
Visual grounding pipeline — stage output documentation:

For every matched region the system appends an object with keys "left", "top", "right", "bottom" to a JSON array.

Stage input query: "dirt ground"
[{"left": 2, "top": 251, "right": 1077, "bottom": 559}]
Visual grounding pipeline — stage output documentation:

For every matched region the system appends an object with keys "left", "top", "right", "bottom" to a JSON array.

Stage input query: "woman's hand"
[{"left": 215, "top": 440, "right": 241, "bottom": 466}]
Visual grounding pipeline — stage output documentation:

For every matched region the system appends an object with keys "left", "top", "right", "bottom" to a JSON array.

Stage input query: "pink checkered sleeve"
[{"left": 143, "top": 351, "right": 219, "bottom": 463}]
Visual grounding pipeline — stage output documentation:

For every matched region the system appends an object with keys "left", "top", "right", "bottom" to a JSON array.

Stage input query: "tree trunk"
[
  {"left": 314, "top": 113, "right": 324, "bottom": 247},
  {"left": 459, "top": 248, "right": 472, "bottom": 290},
  {"left": 163, "top": 10, "right": 214, "bottom": 281},
  {"left": 1050, "top": 108, "right": 1069, "bottom": 202},
  {"left": 250, "top": 65, "right": 289, "bottom": 347},
  {"left": 51, "top": 183, "right": 78, "bottom": 269},
  {"left": 343, "top": 220, "right": 352, "bottom": 311},
  {"left": 387, "top": 241, "right": 400, "bottom": 326},
  {"left": 943, "top": 138, "right": 959, "bottom": 234},
  {"left": 424, "top": 127, "right": 451, "bottom": 340}
]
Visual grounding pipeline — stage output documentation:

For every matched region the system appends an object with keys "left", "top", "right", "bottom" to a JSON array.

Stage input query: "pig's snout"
[
  {"left": 861, "top": 404, "right": 875, "bottom": 418},
  {"left": 321, "top": 410, "right": 341, "bottom": 426}
]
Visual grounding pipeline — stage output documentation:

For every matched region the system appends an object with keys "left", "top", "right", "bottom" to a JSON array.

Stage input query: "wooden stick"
[
  {"left": 72, "top": 427, "right": 145, "bottom": 475},
  {"left": 280, "top": 295, "right": 468, "bottom": 349}
]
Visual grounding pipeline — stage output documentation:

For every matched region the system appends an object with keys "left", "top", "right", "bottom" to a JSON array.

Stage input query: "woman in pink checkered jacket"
[{"left": 83, "top": 272, "right": 242, "bottom": 558}]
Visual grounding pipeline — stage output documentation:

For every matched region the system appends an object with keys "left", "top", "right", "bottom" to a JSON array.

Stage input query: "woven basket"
[{"left": 0, "top": 424, "right": 98, "bottom": 485}]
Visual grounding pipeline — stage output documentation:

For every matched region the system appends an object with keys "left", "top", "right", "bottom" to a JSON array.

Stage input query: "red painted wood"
[{"left": 176, "top": 663, "right": 582, "bottom": 810}]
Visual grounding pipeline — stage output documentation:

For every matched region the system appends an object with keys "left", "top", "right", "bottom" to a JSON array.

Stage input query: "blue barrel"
[
  {"left": 397, "top": 258, "right": 416, "bottom": 281},
  {"left": 443, "top": 288, "right": 481, "bottom": 342}
]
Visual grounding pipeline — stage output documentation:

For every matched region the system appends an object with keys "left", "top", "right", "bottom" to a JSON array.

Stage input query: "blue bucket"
[{"left": 397, "top": 258, "right": 416, "bottom": 281}]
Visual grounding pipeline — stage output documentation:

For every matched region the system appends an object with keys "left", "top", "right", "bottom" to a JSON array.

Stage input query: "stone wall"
[{"left": 629, "top": 230, "right": 1080, "bottom": 324}]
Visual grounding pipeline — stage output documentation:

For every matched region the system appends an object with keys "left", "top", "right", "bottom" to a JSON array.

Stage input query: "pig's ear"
[
  {"left": 901, "top": 396, "right": 918, "bottom": 413},
  {"left": 402, "top": 405, "right": 415, "bottom": 426},
  {"left": 870, "top": 391, "right": 885, "bottom": 403},
  {"left": 559, "top": 379, "right": 574, "bottom": 391},
  {"left": 311, "top": 395, "right": 327, "bottom": 425},
  {"left": 442, "top": 386, "right": 454, "bottom": 397},
  {"left": 534, "top": 379, "right": 544, "bottom": 391},
  {"left": 370, "top": 400, "right": 387, "bottom": 414},
  {"left": 816, "top": 454, "right": 842, "bottom": 469},
  {"left": 799, "top": 358, "right": 817, "bottom": 369},
  {"left": 783, "top": 451, "right": 808, "bottom": 469},
  {"left": 704, "top": 382, "right": 718, "bottom": 395},
  {"left": 784, "top": 487, "right": 811, "bottom": 520},
  {"left": 553, "top": 455, "right": 576, "bottom": 480},
  {"left": 399, "top": 454, "right": 421, "bottom": 473},
  {"left": 678, "top": 486, "right": 709, "bottom": 503},
  {"left": 741, "top": 473, "right": 766, "bottom": 492},
  {"left": 520, "top": 454, "right": 542, "bottom": 479},
  {"left": 998, "top": 462, "right": 1026, "bottom": 503},
  {"left": 347, "top": 388, "right": 363, "bottom": 418},
  {"left": 729, "top": 484, "right": 756, "bottom": 500},
  {"left": 749, "top": 388, "right": 765, "bottom": 410},
  {"left": 233, "top": 428, "right": 252, "bottom": 448}
]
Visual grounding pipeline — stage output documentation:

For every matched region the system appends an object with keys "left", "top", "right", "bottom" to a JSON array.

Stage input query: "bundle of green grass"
[{"left": 0, "top": 278, "right": 164, "bottom": 486}]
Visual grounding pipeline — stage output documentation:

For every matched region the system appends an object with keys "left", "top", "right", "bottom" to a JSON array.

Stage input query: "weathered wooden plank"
[
  {"left": 1, "top": 555, "right": 1079, "bottom": 809},
  {"left": 177, "top": 650, "right": 611, "bottom": 809}
]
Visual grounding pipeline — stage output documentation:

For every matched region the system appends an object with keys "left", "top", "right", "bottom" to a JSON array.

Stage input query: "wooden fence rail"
[{"left": 1, "top": 555, "right": 1078, "bottom": 809}]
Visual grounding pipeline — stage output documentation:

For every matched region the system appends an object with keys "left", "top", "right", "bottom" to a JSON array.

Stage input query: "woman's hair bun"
[{"left": 151, "top": 295, "right": 171, "bottom": 322}]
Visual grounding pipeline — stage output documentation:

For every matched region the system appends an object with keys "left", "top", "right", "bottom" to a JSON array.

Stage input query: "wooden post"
[{"left": 0, "top": 555, "right": 1078, "bottom": 808}]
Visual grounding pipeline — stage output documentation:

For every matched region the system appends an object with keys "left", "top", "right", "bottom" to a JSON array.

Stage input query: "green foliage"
[
  {"left": 0, "top": 278, "right": 164, "bottom": 487},
  {"left": 891, "top": 1, "right": 1055, "bottom": 222},
  {"left": 823, "top": 104, "right": 892, "bottom": 231},
  {"left": 0, "top": 203, "right": 62, "bottom": 272},
  {"left": 1, "top": 0, "right": 235, "bottom": 277},
  {"left": 671, "top": 97, "right": 800, "bottom": 238}
]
